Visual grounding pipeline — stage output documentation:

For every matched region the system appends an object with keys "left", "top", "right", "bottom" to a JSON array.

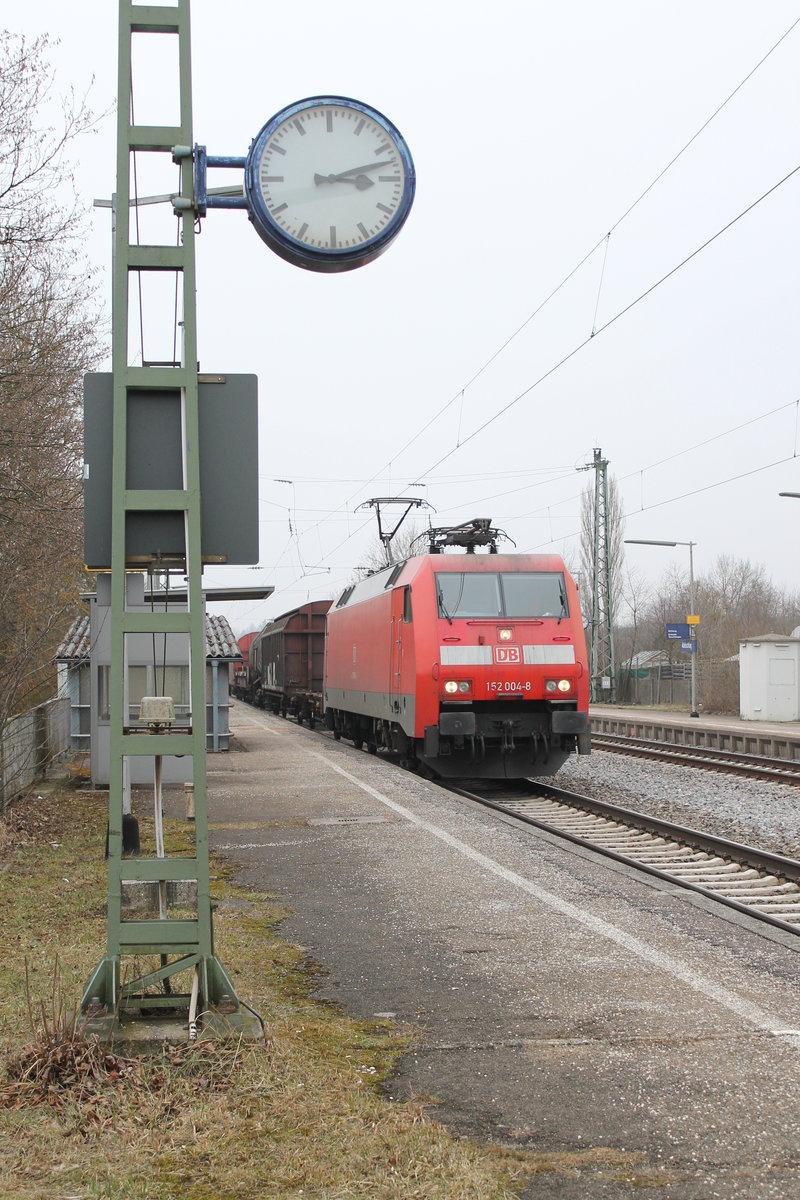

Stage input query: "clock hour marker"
[
  {"left": 297, "top": 222, "right": 308, "bottom": 240},
  {"left": 270, "top": 142, "right": 286, "bottom": 155},
  {"left": 354, "top": 119, "right": 365, "bottom": 136},
  {"left": 330, "top": 226, "right": 337, "bottom": 248},
  {"left": 271, "top": 202, "right": 288, "bottom": 215},
  {"left": 261, "top": 176, "right": 284, "bottom": 183},
  {"left": 378, "top": 175, "right": 399, "bottom": 183},
  {"left": 375, "top": 142, "right": 390, "bottom": 155},
  {"left": 358, "top": 222, "right": 369, "bottom": 239},
  {"left": 326, "top": 110, "right": 333, "bottom": 133},
  {"left": 293, "top": 119, "right": 305, "bottom": 136},
  {"left": 376, "top": 202, "right": 393, "bottom": 215}
]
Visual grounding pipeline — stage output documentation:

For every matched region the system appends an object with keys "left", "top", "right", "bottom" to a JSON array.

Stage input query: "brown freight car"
[{"left": 249, "top": 600, "right": 332, "bottom": 725}]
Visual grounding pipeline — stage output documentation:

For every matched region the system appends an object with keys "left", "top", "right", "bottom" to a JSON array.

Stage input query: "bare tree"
[
  {"left": 626, "top": 555, "right": 800, "bottom": 712},
  {"left": 0, "top": 33, "right": 102, "bottom": 724},
  {"left": 354, "top": 521, "right": 423, "bottom": 579},
  {"left": 613, "top": 562, "right": 650, "bottom": 701}
]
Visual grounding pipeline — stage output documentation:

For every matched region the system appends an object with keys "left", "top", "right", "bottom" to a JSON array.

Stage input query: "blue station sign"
[
  {"left": 665, "top": 623, "right": 690, "bottom": 640},
  {"left": 680, "top": 639, "right": 697, "bottom": 654}
]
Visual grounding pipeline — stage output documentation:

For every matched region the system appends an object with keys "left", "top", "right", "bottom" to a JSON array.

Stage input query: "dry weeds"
[{"left": 0, "top": 782, "right": 647, "bottom": 1199}]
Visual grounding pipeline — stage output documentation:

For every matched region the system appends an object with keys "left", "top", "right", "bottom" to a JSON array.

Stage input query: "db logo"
[{"left": 494, "top": 645, "right": 520, "bottom": 664}]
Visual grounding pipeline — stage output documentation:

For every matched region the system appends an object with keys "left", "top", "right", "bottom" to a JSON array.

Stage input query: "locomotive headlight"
[
  {"left": 444, "top": 680, "right": 459, "bottom": 694},
  {"left": 498, "top": 627, "right": 513, "bottom": 641},
  {"left": 557, "top": 679, "right": 572, "bottom": 693},
  {"left": 458, "top": 680, "right": 471, "bottom": 694},
  {"left": 545, "top": 680, "right": 557, "bottom": 693}
]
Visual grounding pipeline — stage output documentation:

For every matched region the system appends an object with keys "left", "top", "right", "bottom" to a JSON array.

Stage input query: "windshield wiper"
[
  {"left": 438, "top": 589, "right": 454, "bottom": 625},
  {"left": 557, "top": 579, "right": 568, "bottom": 625}
]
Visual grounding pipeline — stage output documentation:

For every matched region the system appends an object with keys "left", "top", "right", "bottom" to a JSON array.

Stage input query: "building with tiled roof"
[{"left": 56, "top": 580, "right": 242, "bottom": 782}]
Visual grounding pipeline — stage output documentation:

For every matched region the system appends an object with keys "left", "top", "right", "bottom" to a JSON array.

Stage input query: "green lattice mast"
[{"left": 82, "top": 0, "right": 240, "bottom": 1030}]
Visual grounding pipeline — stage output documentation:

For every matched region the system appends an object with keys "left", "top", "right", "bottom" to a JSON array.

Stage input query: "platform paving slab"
[{"left": 197, "top": 702, "right": 800, "bottom": 1199}]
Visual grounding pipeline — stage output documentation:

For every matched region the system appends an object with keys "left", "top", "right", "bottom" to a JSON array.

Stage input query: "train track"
[
  {"left": 449, "top": 779, "right": 800, "bottom": 936},
  {"left": 591, "top": 731, "right": 800, "bottom": 786},
  {"left": 240, "top": 701, "right": 800, "bottom": 934}
]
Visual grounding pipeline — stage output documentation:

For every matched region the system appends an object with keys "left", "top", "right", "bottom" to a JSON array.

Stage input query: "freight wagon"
[{"left": 249, "top": 600, "right": 331, "bottom": 725}]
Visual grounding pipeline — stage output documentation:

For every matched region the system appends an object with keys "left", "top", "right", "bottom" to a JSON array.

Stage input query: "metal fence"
[
  {"left": 616, "top": 658, "right": 739, "bottom": 713},
  {"left": 0, "top": 697, "right": 71, "bottom": 811}
]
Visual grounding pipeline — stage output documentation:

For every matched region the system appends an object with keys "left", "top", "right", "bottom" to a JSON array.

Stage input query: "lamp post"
[{"left": 624, "top": 539, "right": 699, "bottom": 718}]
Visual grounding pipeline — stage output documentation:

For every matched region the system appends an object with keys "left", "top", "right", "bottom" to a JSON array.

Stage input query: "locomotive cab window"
[
  {"left": 435, "top": 571, "right": 568, "bottom": 619},
  {"left": 502, "top": 572, "right": 568, "bottom": 618},
  {"left": 403, "top": 585, "right": 412, "bottom": 623},
  {"left": 436, "top": 573, "right": 502, "bottom": 618}
]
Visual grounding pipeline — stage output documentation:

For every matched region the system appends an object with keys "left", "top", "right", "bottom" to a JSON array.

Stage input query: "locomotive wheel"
[
  {"left": 333, "top": 729, "right": 341, "bottom": 741},
  {"left": 352, "top": 738, "right": 363, "bottom": 750},
  {"left": 367, "top": 742, "right": 377, "bottom": 755},
  {"left": 309, "top": 715, "right": 316, "bottom": 729}
]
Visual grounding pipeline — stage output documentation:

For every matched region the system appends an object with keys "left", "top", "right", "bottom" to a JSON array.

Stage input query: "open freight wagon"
[{"left": 249, "top": 600, "right": 332, "bottom": 725}]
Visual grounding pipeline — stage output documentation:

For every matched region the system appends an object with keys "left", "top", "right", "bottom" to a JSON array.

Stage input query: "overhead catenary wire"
[
  {"left": 318, "top": 15, "right": 800, "bottom": 516},
  {"left": 453, "top": 397, "right": 800, "bottom": 524},
  {"left": 248, "top": 17, "right": 800, "bottom": 614},
  {"left": 408, "top": 162, "right": 800, "bottom": 486},
  {"left": 523, "top": 453, "right": 799, "bottom": 557}
]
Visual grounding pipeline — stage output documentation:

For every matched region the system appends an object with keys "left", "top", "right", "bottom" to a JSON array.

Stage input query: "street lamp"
[{"left": 624, "top": 538, "right": 699, "bottom": 718}]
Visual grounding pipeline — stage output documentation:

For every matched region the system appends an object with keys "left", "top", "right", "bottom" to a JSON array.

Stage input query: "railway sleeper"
[{"left": 714, "top": 883, "right": 800, "bottom": 892}]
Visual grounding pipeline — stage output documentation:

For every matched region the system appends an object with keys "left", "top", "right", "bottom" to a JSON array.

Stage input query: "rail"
[
  {"left": 448, "top": 778, "right": 800, "bottom": 936},
  {"left": 590, "top": 731, "right": 800, "bottom": 785}
]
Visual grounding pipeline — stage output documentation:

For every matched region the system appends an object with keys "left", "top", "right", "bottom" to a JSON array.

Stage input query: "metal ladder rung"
[
  {"left": 125, "top": 366, "right": 189, "bottom": 389},
  {"left": 118, "top": 918, "right": 199, "bottom": 945},
  {"left": 125, "top": 488, "right": 190, "bottom": 511},
  {"left": 130, "top": 6, "right": 182, "bottom": 34},
  {"left": 128, "top": 245, "right": 187, "bottom": 271},
  {"left": 128, "top": 124, "right": 184, "bottom": 151}
]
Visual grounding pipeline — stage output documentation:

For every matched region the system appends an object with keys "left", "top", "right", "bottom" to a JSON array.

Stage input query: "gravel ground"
[{"left": 557, "top": 750, "right": 800, "bottom": 860}]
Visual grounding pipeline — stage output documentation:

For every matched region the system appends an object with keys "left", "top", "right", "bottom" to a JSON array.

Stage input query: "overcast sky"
[{"left": 11, "top": 2, "right": 800, "bottom": 633}]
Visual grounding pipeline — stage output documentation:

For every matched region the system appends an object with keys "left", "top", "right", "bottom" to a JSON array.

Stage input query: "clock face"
[{"left": 244, "top": 96, "right": 415, "bottom": 272}]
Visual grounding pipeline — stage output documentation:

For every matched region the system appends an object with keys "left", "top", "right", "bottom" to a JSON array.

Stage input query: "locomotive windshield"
[{"left": 435, "top": 572, "right": 568, "bottom": 619}]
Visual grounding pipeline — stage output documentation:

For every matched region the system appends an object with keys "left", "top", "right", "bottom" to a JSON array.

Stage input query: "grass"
[{"left": 0, "top": 779, "right": 652, "bottom": 1198}]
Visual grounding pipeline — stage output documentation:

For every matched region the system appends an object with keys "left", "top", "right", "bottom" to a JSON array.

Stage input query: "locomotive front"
[
  {"left": 323, "top": 520, "right": 591, "bottom": 779},
  {"left": 418, "top": 554, "right": 591, "bottom": 777}
]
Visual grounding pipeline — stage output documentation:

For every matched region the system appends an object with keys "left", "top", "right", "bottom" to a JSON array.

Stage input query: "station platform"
[
  {"left": 205, "top": 701, "right": 800, "bottom": 1199},
  {"left": 590, "top": 703, "right": 800, "bottom": 759}
]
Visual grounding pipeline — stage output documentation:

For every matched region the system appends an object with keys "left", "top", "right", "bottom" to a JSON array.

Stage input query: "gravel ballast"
[{"left": 557, "top": 750, "right": 800, "bottom": 859}]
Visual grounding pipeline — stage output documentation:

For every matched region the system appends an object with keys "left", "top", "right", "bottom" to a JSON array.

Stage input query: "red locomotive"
[{"left": 323, "top": 520, "right": 591, "bottom": 778}]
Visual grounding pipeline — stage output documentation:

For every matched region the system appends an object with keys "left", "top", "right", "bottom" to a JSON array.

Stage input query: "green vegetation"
[
  {"left": 0, "top": 33, "right": 102, "bottom": 726},
  {"left": 0, "top": 782, "right": 651, "bottom": 1198}
]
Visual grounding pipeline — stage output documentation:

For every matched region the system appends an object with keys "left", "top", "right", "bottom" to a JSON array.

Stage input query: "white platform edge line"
[{"left": 311, "top": 751, "right": 789, "bottom": 1040}]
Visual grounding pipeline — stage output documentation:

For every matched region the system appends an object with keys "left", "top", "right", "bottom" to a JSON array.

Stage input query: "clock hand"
[
  {"left": 314, "top": 172, "right": 375, "bottom": 190},
  {"left": 314, "top": 160, "right": 394, "bottom": 184}
]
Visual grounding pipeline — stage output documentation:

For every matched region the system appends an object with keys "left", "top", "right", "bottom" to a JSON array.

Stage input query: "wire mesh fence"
[{"left": 0, "top": 697, "right": 71, "bottom": 811}]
